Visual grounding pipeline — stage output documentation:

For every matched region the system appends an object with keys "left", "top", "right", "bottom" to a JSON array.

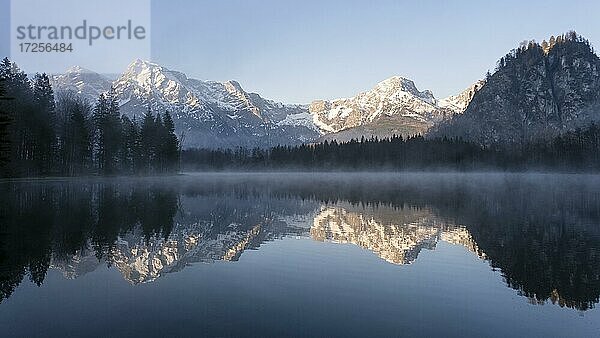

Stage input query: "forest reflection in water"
[{"left": 1, "top": 173, "right": 600, "bottom": 312}]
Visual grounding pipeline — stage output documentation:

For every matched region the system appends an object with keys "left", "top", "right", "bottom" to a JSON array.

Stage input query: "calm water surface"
[{"left": 1, "top": 173, "right": 600, "bottom": 337}]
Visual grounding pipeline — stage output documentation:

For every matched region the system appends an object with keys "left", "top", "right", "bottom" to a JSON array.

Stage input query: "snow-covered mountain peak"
[
  {"left": 373, "top": 76, "right": 415, "bottom": 93},
  {"left": 224, "top": 80, "right": 243, "bottom": 91},
  {"left": 113, "top": 59, "right": 202, "bottom": 109},
  {"left": 51, "top": 65, "right": 112, "bottom": 102},
  {"left": 126, "top": 58, "right": 162, "bottom": 73},
  {"left": 121, "top": 59, "right": 182, "bottom": 85},
  {"left": 65, "top": 65, "right": 96, "bottom": 74},
  {"left": 308, "top": 75, "right": 445, "bottom": 135},
  {"left": 372, "top": 76, "right": 436, "bottom": 105}
]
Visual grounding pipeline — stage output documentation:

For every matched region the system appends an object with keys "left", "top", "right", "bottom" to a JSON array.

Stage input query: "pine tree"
[
  {"left": 1, "top": 58, "right": 35, "bottom": 176},
  {"left": 154, "top": 112, "right": 165, "bottom": 172},
  {"left": 31, "top": 73, "right": 56, "bottom": 175},
  {"left": 93, "top": 93, "right": 109, "bottom": 173},
  {"left": 71, "top": 99, "right": 92, "bottom": 174},
  {"left": 56, "top": 91, "right": 92, "bottom": 175},
  {"left": 93, "top": 89, "right": 122, "bottom": 175},
  {"left": 162, "top": 111, "right": 179, "bottom": 172},
  {"left": 131, "top": 116, "right": 143, "bottom": 173},
  {"left": 120, "top": 115, "right": 138, "bottom": 174},
  {"left": 139, "top": 108, "right": 156, "bottom": 173},
  {"left": 106, "top": 89, "right": 122, "bottom": 173}
]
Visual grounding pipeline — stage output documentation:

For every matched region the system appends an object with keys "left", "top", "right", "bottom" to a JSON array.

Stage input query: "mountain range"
[
  {"left": 51, "top": 32, "right": 600, "bottom": 149},
  {"left": 51, "top": 60, "right": 478, "bottom": 148}
]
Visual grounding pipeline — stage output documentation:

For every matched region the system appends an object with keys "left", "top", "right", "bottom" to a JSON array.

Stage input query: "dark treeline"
[
  {"left": 0, "top": 58, "right": 180, "bottom": 177},
  {"left": 495, "top": 31, "right": 593, "bottom": 72},
  {"left": 182, "top": 124, "right": 600, "bottom": 171},
  {"left": 0, "top": 78, "right": 11, "bottom": 169}
]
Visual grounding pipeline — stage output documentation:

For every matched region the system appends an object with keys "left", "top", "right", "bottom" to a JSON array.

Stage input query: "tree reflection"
[
  {"left": 0, "top": 181, "right": 178, "bottom": 303},
  {"left": 1, "top": 174, "right": 600, "bottom": 311},
  {"left": 275, "top": 174, "right": 600, "bottom": 311}
]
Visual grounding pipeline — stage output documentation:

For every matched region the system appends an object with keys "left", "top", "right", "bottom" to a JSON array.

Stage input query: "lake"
[{"left": 1, "top": 173, "right": 600, "bottom": 337}]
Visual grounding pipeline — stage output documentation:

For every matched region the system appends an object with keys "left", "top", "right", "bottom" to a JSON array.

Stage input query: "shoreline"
[{"left": 2, "top": 170, "right": 600, "bottom": 183}]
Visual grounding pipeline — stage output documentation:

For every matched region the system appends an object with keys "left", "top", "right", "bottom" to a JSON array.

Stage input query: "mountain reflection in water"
[{"left": 1, "top": 173, "right": 600, "bottom": 312}]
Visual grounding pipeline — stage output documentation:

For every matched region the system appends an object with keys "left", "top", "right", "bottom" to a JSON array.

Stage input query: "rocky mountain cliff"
[
  {"left": 433, "top": 32, "right": 600, "bottom": 146},
  {"left": 310, "top": 77, "right": 480, "bottom": 142}
]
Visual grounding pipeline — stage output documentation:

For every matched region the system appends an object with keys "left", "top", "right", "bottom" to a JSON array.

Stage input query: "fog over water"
[{"left": 1, "top": 173, "right": 599, "bottom": 337}]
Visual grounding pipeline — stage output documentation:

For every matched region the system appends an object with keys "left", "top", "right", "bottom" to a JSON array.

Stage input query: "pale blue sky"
[{"left": 2, "top": 0, "right": 600, "bottom": 103}]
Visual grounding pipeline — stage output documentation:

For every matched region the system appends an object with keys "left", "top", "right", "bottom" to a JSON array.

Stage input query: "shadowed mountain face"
[
  {"left": 1, "top": 174, "right": 600, "bottom": 311},
  {"left": 434, "top": 33, "right": 600, "bottom": 146}
]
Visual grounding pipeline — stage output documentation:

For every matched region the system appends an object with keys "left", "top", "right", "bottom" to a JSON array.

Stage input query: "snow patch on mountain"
[
  {"left": 309, "top": 76, "right": 445, "bottom": 135},
  {"left": 51, "top": 66, "right": 112, "bottom": 102},
  {"left": 438, "top": 80, "right": 486, "bottom": 113},
  {"left": 277, "top": 111, "right": 321, "bottom": 132}
]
